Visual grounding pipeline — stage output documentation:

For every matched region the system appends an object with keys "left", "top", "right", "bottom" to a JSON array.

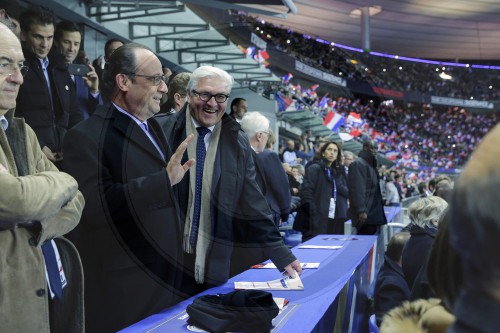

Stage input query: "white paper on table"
[
  {"left": 251, "top": 262, "right": 320, "bottom": 269},
  {"left": 298, "top": 245, "right": 343, "bottom": 250},
  {"left": 234, "top": 275, "right": 304, "bottom": 291}
]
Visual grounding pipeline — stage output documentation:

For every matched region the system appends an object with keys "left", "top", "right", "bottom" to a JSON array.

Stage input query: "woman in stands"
[{"left": 293, "top": 141, "right": 348, "bottom": 240}]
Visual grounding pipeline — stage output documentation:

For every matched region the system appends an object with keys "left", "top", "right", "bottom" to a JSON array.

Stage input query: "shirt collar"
[
  {"left": 38, "top": 56, "right": 49, "bottom": 69},
  {"left": 0, "top": 115, "right": 8, "bottom": 131},
  {"left": 112, "top": 102, "right": 148, "bottom": 128},
  {"left": 190, "top": 116, "right": 215, "bottom": 132}
]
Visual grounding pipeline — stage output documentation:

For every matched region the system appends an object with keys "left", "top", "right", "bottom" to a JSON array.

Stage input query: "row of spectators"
[
  {"left": 273, "top": 80, "right": 498, "bottom": 172},
  {"left": 233, "top": 12, "right": 500, "bottom": 101}
]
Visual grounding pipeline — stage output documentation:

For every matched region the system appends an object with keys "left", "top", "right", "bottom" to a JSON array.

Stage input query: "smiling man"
[
  {"left": 62, "top": 43, "right": 195, "bottom": 332},
  {"left": 16, "top": 7, "right": 82, "bottom": 165},
  {"left": 156, "top": 65, "right": 301, "bottom": 297},
  {"left": 54, "top": 20, "right": 102, "bottom": 119}
]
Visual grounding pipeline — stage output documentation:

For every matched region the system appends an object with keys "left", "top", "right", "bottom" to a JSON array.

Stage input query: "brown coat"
[{"left": 0, "top": 111, "right": 85, "bottom": 332}]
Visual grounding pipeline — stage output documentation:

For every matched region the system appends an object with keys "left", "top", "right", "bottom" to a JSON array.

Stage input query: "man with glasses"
[
  {"left": 0, "top": 23, "right": 85, "bottom": 332},
  {"left": 16, "top": 6, "right": 82, "bottom": 165},
  {"left": 62, "top": 43, "right": 195, "bottom": 332},
  {"left": 157, "top": 65, "right": 301, "bottom": 296}
]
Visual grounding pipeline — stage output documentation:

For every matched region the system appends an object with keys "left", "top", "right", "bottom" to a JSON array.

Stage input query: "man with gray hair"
[
  {"left": 240, "top": 111, "right": 291, "bottom": 226},
  {"left": 157, "top": 66, "right": 301, "bottom": 295},
  {"left": 446, "top": 124, "right": 500, "bottom": 333},
  {"left": 0, "top": 23, "right": 84, "bottom": 332}
]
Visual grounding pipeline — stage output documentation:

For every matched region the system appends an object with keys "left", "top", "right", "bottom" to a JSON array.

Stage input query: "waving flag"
[
  {"left": 347, "top": 112, "right": 363, "bottom": 125},
  {"left": 275, "top": 91, "right": 293, "bottom": 112},
  {"left": 282, "top": 72, "right": 293, "bottom": 84},
  {"left": 324, "top": 111, "right": 345, "bottom": 132}
]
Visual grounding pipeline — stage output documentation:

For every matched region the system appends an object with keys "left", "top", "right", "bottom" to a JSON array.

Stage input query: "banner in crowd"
[
  {"left": 430, "top": 96, "right": 495, "bottom": 110},
  {"left": 295, "top": 60, "right": 347, "bottom": 87},
  {"left": 251, "top": 32, "right": 267, "bottom": 50}
]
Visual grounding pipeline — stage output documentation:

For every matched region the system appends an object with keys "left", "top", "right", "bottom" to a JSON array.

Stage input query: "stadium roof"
[{"left": 223, "top": 0, "right": 500, "bottom": 62}]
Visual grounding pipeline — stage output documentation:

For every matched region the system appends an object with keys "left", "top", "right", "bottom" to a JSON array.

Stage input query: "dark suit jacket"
[
  {"left": 402, "top": 224, "right": 437, "bottom": 290},
  {"left": 294, "top": 159, "right": 349, "bottom": 237},
  {"left": 254, "top": 149, "right": 291, "bottom": 225},
  {"left": 74, "top": 75, "right": 102, "bottom": 120},
  {"left": 156, "top": 107, "right": 296, "bottom": 285},
  {"left": 16, "top": 49, "right": 82, "bottom": 152},
  {"left": 373, "top": 255, "right": 411, "bottom": 325},
  {"left": 63, "top": 105, "right": 185, "bottom": 332},
  {"left": 347, "top": 150, "right": 387, "bottom": 228}
]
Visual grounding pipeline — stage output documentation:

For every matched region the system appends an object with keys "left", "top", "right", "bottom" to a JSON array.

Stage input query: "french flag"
[
  {"left": 282, "top": 72, "right": 293, "bottom": 84},
  {"left": 324, "top": 111, "right": 345, "bottom": 132},
  {"left": 385, "top": 150, "right": 399, "bottom": 161},
  {"left": 347, "top": 112, "right": 363, "bottom": 125}
]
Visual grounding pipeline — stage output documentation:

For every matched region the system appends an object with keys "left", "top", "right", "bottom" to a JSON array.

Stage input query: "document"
[
  {"left": 298, "top": 245, "right": 343, "bottom": 250},
  {"left": 251, "top": 262, "right": 320, "bottom": 269},
  {"left": 234, "top": 275, "right": 304, "bottom": 291}
]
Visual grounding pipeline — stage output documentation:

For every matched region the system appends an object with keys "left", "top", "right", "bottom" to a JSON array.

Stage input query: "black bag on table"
[{"left": 186, "top": 289, "right": 279, "bottom": 333}]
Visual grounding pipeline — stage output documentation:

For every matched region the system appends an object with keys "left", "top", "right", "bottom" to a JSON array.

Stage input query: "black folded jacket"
[{"left": 186, "top": 290, "right": 279, "bottom": 333}]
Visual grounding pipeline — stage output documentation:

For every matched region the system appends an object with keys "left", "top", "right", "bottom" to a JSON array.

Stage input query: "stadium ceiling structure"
[{"left": 231, "top": 0, "right": 500, "bottom": 62}]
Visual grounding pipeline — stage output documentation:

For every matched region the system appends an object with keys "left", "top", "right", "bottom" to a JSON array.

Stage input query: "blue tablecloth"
[{"left": 121, "top": 235, "right": 377, "bottom": 333}]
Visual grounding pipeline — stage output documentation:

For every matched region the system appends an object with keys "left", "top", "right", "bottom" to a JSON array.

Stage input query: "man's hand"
[
  {"left": 83, "top": 64, "right": 99, "bottom": 93},
  {"left": 283, "top": 259, "right": 302, "bottom": 278},
  {"left": 166, "top": 134, "right": 195, "bottom": 186},
  {"left": 42, "top": 146, "right": 57, "bottom": 162},
  {"left": 358, "top": 212, "right": 368, "bottom": 225}
]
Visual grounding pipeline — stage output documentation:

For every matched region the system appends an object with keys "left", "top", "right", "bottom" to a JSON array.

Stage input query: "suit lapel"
[{"left": 111, "top": 107, "right": 166, "bottom": 163}]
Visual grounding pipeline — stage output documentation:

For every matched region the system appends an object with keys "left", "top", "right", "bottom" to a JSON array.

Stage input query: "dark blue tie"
[
  {"left": 190, "top": 127, "right": 210, "bottom": 248},
  {"left": 41, "top": 241, "right": 63, "bottom": 299}
]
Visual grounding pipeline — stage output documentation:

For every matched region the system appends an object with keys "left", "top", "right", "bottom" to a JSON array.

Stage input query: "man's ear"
[
  {"left": 20, "top": 29, "right": 27, "bottom": 43},
  {"left": 116, "top": 73, "right": 130, "bottom": 92}
]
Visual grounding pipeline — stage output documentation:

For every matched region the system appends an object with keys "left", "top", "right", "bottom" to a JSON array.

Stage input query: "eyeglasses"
[
  {"left": 191, "top": 89, "right": 229, "bottom": 103},
  {"left": 259, "top": 130, "right": 270, "bottom": 136},
  {"left": 0, "top": 62, "right": 29, "bottom": 77},
  {"left": 130, "top": 73, "right": 168, "bottom": 86}
]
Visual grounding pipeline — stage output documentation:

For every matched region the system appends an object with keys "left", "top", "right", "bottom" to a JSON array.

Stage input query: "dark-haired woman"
[{"left": 294, "top": 141, "right": 349, "bottom": 241}]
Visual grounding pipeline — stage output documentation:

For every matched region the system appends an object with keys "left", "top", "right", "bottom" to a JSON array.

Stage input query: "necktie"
[
  {"left": 190, "top": 126, "right": 210, "bottom": 248},
  {"left": 141, "top": 122, "right": 165, "bottom": 160},
  {"left": 41, "top": 241, "right": 63, "bottom": 299}
]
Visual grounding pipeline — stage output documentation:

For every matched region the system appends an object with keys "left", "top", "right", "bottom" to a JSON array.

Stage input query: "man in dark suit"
[
  {"left": 232, "top": 111, "right": 292, "bottom": 275},
  {"left": 373, "top": 232, "right": 411, "bottom": 326},
  {"left": 156, "top": 65, "right": 301, "bottom": 295},
  {"left": 347, "top": 139, "right": 387, "bottom": 235},
  {"left": 54, "top": 20, "right": 103, "bottom": 120},
  {"left": 62, "top": 43, "right": 195, "bottom": 332},
  {"left": 239, "top": 111, "right": 291, "bottom": 226},
  {"left": 16, "top": 7, "right": 82, "bottom": 164}
]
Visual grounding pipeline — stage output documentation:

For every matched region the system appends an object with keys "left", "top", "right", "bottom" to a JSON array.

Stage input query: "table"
[{"left": 121, "top": 235, "right": 378, "bottom": 333}]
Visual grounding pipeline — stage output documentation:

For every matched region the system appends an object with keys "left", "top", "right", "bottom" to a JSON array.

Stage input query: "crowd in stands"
[
  {"left": 3, "top": 2, "right": 500, "bottom": 333},
  {"left": 273, "top": 80, "right": 498, "bottom": 176},
  {"left": 234, "top": 11, "right": 500, "bottom": 101}
]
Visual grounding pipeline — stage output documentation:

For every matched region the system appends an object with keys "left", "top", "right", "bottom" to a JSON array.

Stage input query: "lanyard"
[{"left": 327, "top": 168, "right": 337, "bottom": 201}]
